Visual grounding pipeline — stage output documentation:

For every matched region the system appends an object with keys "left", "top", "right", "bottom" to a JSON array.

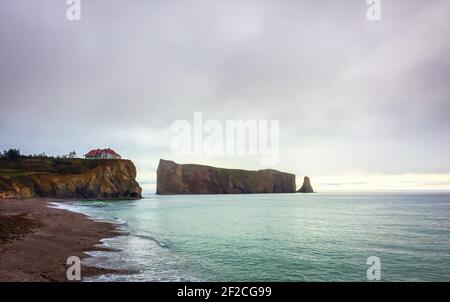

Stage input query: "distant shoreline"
[{"left": 0, "top": 198, "right": 125, "bottom": 281}]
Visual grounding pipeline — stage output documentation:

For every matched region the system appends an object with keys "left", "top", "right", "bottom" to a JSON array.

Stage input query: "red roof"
[{"left": 84, "top": 148, "right": 121, "bottom": 157}]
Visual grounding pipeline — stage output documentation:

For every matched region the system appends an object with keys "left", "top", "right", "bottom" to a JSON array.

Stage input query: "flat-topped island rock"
[{"left": 156, "top": 159, "right": 296, "bottom": 195}]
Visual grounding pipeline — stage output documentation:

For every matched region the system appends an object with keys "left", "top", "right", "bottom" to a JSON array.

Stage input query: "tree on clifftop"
[{"left": 2, "top": 148, "right": 21, "bottom": 160}]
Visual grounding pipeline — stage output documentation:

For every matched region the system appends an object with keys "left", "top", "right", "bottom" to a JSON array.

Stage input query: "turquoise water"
[{"left": 60, "top": 193, "right": 449, "bottom": 281}]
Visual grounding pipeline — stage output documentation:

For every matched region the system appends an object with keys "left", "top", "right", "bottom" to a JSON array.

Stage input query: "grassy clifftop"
[{"left": 0, "top": 158, "right": 105, "bottom": 178}]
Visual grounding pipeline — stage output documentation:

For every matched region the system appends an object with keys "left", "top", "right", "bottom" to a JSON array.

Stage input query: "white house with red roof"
[{"left": 84, "top": 148, "right": 121, "bottom": 159}]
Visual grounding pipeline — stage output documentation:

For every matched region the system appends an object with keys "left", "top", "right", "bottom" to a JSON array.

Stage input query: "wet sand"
[{"left": 0, "top": 198, "right": 123, "bottom": 281}]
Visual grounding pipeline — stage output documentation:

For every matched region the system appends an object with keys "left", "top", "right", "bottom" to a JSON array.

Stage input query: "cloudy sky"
[{"left": 1, "top": 0, "right": 449, "bottom": 192}]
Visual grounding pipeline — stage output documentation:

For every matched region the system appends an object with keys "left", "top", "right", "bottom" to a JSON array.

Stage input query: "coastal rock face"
[
  {"left": 156, "top": 159, "right": 296, "bottom": 194},
  {"left": 0, "top": 159, "right": 142, "bottom": 199},
  {"left": 297, "top": 176, "right": 314, "bottom": 193}
]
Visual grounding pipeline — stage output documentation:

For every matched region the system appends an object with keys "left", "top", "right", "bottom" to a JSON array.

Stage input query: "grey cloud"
[{"left": 0, "top": 0, "right": 449, "bottom": 185}]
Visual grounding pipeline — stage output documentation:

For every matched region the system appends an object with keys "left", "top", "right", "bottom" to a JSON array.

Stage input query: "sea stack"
[
  {"left": 297, "top": 176, "right": 314, "bottom": 193},
  {"left": 156, "top": 159, "right": 296, "bottom": 194}
]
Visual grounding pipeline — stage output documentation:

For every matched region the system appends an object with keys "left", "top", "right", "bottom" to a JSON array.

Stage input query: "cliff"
[
  {"left": 156, "top": 159, "right": 296, "bottom": 194},
  {"left": 0, "top": 158, "right": 142, "bottom": 199},
  {"left": 297, "top": 176, "right": 314, "bottom": 193}
]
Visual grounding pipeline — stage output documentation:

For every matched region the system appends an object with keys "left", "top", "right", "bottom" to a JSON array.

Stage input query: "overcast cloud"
[{"left": 1, "top": 0, "right": 449, "bottom": 192}]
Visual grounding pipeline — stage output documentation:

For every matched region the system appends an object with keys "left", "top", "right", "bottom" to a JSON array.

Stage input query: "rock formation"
[
  {"left": 0, "top": 159, "right": 142, "bottom": 199},
  {"left": 156, "top": 159, "right": 296, "bottom": 194},
  {"left": 297, "top": 176, "right": 314, "bottom": 193}
]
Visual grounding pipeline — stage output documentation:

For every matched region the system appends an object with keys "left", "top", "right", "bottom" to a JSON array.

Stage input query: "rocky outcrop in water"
[
  {"left": 0, "top": 159, "right": 142, "bottom": 199},
  {"left": 156, "top": 159, "right": 296, "bottom": 194},
  {"left": 297, "top": 176, "right": 314, "bottom": 193}
]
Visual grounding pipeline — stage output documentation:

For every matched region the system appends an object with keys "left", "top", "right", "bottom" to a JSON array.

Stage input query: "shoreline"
[{"left": 0, "top": 198, "right": 125, "bottom": 281}]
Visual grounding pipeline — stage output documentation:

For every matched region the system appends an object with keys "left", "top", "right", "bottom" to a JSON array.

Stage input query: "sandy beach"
[{"left": 0, "top": 199, "right": 123, "bottom": 281}]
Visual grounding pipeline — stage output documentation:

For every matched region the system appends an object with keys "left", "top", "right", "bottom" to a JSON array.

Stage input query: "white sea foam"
[
  {"left": 50, "top": 199, "right": 198, "bottom": 282},
  {"left": 48, "top": 201, "right": 84, "bottom": 214}
]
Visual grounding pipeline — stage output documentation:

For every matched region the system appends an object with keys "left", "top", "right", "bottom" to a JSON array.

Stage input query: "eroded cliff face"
[
  {"left": 156, "top": 159, "right": 296, "bottom": 194},
  {"left": 0, "top": 159, "right": 142, "bottom": 199}
]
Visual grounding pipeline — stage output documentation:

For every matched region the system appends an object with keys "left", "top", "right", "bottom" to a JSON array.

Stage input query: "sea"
[{"left": 53, "top": 192, "right": 450, "bottom": 282}]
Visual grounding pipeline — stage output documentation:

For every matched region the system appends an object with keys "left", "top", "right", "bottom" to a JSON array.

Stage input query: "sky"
[{"left": 0, "top": 0, "right": 449, "bottom": 193}]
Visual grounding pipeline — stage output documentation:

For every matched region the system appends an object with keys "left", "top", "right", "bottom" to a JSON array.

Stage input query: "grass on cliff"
[{"left": 0, "top": 158, "right": 109, "bottom": 178}]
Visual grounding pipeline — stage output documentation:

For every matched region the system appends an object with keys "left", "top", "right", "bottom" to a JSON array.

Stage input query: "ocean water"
[{"left": 57, "top": 193, "right": 450, "bottom": 282}]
